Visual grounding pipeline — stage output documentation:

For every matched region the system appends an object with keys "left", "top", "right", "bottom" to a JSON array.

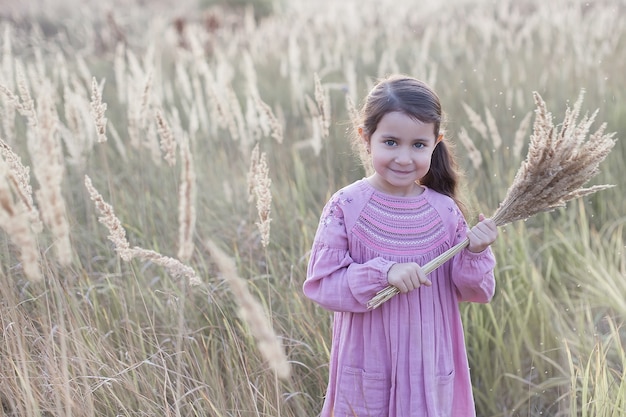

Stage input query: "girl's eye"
[
  {"left": 414, "top": 142, "right": 426, "bottom": 149},
  {"left": 384, "top": 140, "right": 396, "bottom": 146}
]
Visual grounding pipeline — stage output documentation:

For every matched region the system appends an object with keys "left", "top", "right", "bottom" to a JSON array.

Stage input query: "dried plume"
[
  {"left": 369, "top": 90, "right": 617, "bottom": 309},
  {"left": 457, "top": 127, "right": 483, "bottom": 171},
  {"left": 513, "top": 111, "right": 533, "bottom": 159},
  {"left": 89, "top": 77, "right": 108, "bottom": 143},
  {"left": 254, "top": 97, "right": 283, "bottom": 144},
  {"left": 484, "top": 107, "right": 502, "bottom": 150},
  {"left": 15, "top": 64, "right": 37, "bottom": 127},
  {"left": 31, "top": 81, "right": 72, "bottom": 266},
  {"left": 314, "top": 73, "right": 330, "bottom": 138},
  {"left": 462, "top": 102, "right": 488, "bottom": 141},
  {"left": 155, "top": 109, "right": 177, "bottom": 167},
  {"left": 247, "top": 143, "right": 272, "bottom": 247},
  {"left": 177, "top": 133, "right": 196, "bottom": 262},
  {"left": 0, "top": 158, "right": 42, "bottom": 282},
  {"left": 84, "top": 175, "right": 131, "bottom": 261},
  {"left": 84, "top": 175, "right": 200, "bottom": 285},
  {"left": 205, "top": 239, "right": 291, "bottom": 380},
  {"left": 0, "top": 138, "right": 42, "bottom": 233}
]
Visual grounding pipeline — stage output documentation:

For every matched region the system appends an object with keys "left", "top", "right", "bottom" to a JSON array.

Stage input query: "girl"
[{"left": 303, "top": 74, "right": 498, "bottom": 417}]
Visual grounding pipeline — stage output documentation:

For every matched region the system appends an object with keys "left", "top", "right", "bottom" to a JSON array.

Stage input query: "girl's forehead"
[{"left": 375, "top": 112, "right": 436, "bottom": 138}]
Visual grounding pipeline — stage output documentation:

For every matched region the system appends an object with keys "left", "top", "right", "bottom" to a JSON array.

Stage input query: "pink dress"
[{"left": 304, "top": 179, "right": 496, "bottom": 417}]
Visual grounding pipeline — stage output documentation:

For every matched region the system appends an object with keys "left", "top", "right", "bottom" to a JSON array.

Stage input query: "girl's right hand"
[{"left": 387, "top": 262, "right": 432, "bottom": 293}]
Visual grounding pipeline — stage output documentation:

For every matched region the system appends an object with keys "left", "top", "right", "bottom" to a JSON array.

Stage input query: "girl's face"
[{"left": 361, "top": 111, "right": 438, "bottom": 197}]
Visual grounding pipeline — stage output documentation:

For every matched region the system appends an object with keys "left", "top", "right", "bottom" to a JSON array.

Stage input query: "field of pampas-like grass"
[{"left": 0, "top": 0, "right": 624, "bottom": 415}]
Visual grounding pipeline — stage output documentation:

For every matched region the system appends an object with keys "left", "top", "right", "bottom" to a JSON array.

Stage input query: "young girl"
[{"left": 303, "top": 74, "right": 498, "bottom": 417}]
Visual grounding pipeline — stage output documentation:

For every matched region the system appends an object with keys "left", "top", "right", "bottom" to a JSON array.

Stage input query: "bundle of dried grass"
[{"left": 368, "top": 91, "right": 617, "bottom": 309}]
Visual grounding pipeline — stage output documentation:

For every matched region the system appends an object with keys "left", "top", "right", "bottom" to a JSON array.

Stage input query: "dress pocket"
[
  {"left": 433, "top": 368, "right": 455, "bottom": 417},
  {"left": 334, "top": 366, "right": 389, "bottom": 417}
]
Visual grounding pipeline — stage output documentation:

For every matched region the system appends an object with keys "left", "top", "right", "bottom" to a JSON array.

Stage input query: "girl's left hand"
[{"left": 467, "top": 214, "right": 498, "bottom": 253}]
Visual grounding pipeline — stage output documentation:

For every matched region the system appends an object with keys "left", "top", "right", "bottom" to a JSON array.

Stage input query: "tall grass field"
[{"left": 0, "top": 0, "right": 624, "bottom": 415}]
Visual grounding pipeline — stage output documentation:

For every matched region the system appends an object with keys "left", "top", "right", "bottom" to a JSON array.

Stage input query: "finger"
[
  {"left": 395, "top": 283, "right": 408, "bottom": 293},
  {"left": 415, "top": 267, "right": 431, "bottom": 287},
  {"left": 419, "top": 275, "right": 432, "bottom": 287}
]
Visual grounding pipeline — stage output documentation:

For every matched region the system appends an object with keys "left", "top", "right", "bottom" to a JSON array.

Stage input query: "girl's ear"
[
  {"left": 358, "top": 127, "right": 371, "bottom": 153},
  {"left": 358, "top": 127, "right": 370, "bottom": 150}
]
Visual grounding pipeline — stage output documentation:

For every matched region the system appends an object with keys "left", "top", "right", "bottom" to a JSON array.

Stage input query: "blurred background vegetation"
[{"left": 0, "top": 0, "right": 624, "bottom": 415}]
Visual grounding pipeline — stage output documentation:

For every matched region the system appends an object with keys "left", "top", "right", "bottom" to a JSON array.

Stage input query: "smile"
[{"left": 391, "top": 169, "right": 414, "bottom": 175}]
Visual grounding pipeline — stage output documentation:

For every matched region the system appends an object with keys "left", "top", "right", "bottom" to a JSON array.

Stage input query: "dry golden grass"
[
  {"left": 0, "top": 156, "right": 41, "bottom": 282},
  {"left": 89, "top": 77, "right": 108, "bottom": 143},
  {"left": 247, "top": 143, "right": 272, "bottom": 248},
  {"left": 0, "top": 0, "right": 623, "bottom": 415},
  {"left": 205, "top": 239, "right": 291, "bottom": 380},
  {"left": 177, "top": 132, "right": 196, "bottom": 262}
]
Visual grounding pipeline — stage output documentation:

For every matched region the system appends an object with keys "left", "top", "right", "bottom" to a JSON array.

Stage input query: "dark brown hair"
[{"left": 356, "top": 74, "right": 466, "bottom": 211}]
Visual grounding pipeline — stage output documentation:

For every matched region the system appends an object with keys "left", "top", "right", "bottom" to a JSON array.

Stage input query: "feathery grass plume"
[
  {"left": 85, "top": 175, "right": 201, "bottom": 285},
  {"left": 0, "top": 138, "right": 42, "bottom": 233},
  {"left": 15, "top": 64, "right": 37, "bottom": 127},
  {"left": 0, "top": 87, "right": 16, "bottom": 143},
  {"left": 84, "top": 175, "right": 131, "bottom": 261},
  {"left": 254, "top": 97, "right": 283, "bottom": 144},
  {"left": 513, "top": 111, "right": 532, "bottom": 159},
  {"left": 457, "top": 127, "right": 483, "bottom": 171},
  {"left": 255, "top": 155, "right": 272, "bottom": 248},
  {"left": 228, "top": 89, "right": 249, "bottom": 155},
  {"left": 294, "top": 95, "right": 324, "bottom": 156},
  {"left": 247, "top": 143, "right": 260, "bottom": 203},
  {"left": 314, "top": 73, "right": 330, "bottom": 138},
  {"left": 0, "top": 158, "right": 42, "bottom": 282},
  {"left": 177, "top": 133, "right": 196, "bottom": 262},
  {"left": 190, "top": 70, "right": 208, "bottom": 136},
  {"left": 89, "top": 77, "right": 108, "bottom": 143},
  {"left": 288, "top": 35, "right": 302, "bottom": 108},
  {"left": 462, "top": 102, "right": 488, "bottom": 141},
  {"left": 61, "top": 76, "right": 96, "bottom": 166},
  {"left": 369, "top": 91, "right": 617, "bottom": 309},
  {"left": 2, "top": 26, "right": 13, "bottom": 90},
  {"left": 245, "top": 96, "right": 262, "bottom": 142},
  {"left": 1, "top": 29, "right": 15, "bottom": 142},
  {"left": 0, "top": 84, "right": 20, "bottom": 109},
  {"left": 63, "top": 85, "right": 82, "bottom": 141},
  {"left": 32, "top": 81, "right": 72, "bottom": 266},
  {"left": 204, "top": 239, "right": 291, "bottom": 380},
  {"left": 247, "top": 143, "right": 272, "bottom": 247},
  {"left": 126, "top": 247, "right": 199, "bottom": 284},
  {"left": 139, "top": 72, "right": 153, "bottom": 130},
  {"left": 155, "top": 109, "right": 177, "bottom": 167},
  {"left": 114, "top": 43, "right": 127, "bottom": 104},
  {"left": 484, "top": 107, "right": 502, "bottom": 150}
]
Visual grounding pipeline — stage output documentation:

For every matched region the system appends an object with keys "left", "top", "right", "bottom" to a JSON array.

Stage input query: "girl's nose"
[{"left": 394, "top": 153, "right": 413, "bottom": 165}]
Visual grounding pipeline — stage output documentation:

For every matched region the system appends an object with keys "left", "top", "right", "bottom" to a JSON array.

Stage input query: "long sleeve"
[
  {"left": 303, "top": 194, "right": 395, "bottom": 312},
  {"left": 448, "top": 207, "right": 496, "bottom": 303}
]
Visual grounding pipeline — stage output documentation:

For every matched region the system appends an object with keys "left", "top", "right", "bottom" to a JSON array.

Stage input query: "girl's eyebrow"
[{"left": 380, "top": 134, "right": 434, "bottom": 142}]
